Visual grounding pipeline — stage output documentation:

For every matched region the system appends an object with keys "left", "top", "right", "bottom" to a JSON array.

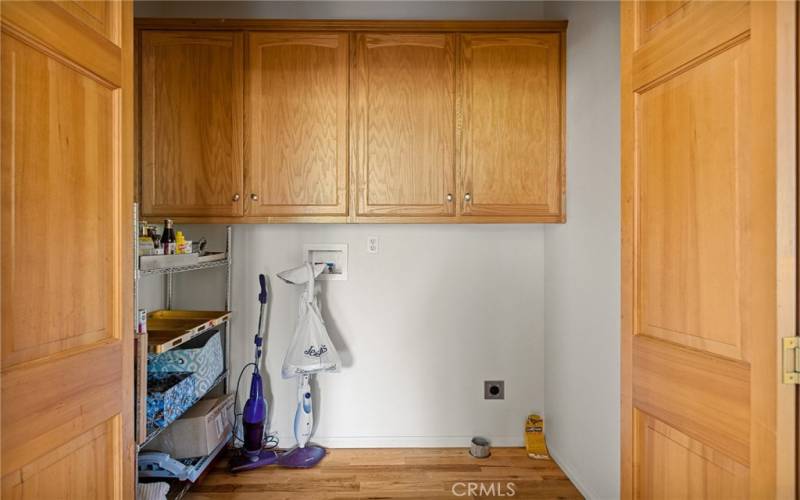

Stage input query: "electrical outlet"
[
  {"left": 484, "top": 380, "right": 504, "bottom": 400},
  {"left": 367, "top": 236, "right": 379, "bottom": 254}
]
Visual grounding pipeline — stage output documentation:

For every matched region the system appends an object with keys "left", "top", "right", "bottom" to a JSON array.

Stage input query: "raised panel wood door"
[
  {"left": 246, "top": 32, "right": 348, "bottom": 217},
  {"left": 140, "top": 31, "right": 244, "bottom": 217},
  {"left": 621, "top": 1, "right": 796, "bottom": 498},
  {"left": 352, "top": 33, "right": 455, "bottom": 218},
  {"left": 1, "top": 0, "right": 134, "bottom": 498},
  {"left": 458, "top": 33, "right": 564, "bottom": 221}
]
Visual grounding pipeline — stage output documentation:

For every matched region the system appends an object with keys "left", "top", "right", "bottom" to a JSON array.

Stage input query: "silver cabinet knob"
[
  {"left": 464, "top": 192, "right": 471, "bottom": 202},
  {"left": 232, "top": 193, "right": 241, "bottom": 201},
  {"left": 447, "top": 193, "right": 453, "bottom": 202},
  {"left": 250, "top": 193, "right": 259, "bottom": 201}
]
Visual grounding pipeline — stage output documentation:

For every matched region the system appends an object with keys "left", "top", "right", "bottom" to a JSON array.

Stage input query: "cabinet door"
[
  {"left": 141, "top": 31, "right": 244, "bottom": 217},
  {"left": 459, "top": 33, "right": 563, "bottom": 220},
  {"left": 246, "top": 32, "right": 348, "bottom": 217},
  {"left": 352, "top": 33, "right": 455, "bottom": 217}
]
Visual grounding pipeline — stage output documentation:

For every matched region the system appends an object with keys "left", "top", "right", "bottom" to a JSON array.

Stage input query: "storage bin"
[
  {"left": 144, "top": 394, "right": 234, "bottom": 459},
  {"left": 148, "top": 330, "right": 223, "bottom": 400},
  {"left": 147, "top": 372, "right": 197, "bottom": 429}
]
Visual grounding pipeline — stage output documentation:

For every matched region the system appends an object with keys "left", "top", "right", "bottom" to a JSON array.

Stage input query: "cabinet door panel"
[
  {"left": 352, "top": 33, "right": 455, "bottom": 217},
  {"left": 459, "top": 33, "right": 563, "bottom": 219},
  {"left": 141, "top": 31, "right": 244, "bottom": 217},
  {"left": 246, "top": 32, "right": 348, "bottom": 216}
]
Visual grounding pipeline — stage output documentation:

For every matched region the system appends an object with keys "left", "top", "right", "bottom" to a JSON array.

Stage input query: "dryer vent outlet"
[{"left": 484, "top": 380, "right": 505, "bottom": 400}]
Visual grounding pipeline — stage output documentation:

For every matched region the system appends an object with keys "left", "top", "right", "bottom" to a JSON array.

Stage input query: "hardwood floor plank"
[{"left": 186, "top": 448, "right": 583, "bottom": 499}]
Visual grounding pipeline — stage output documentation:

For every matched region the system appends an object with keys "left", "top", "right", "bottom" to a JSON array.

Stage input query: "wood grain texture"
[
  {"left": 621, "top": 1, "right": 796, "bottom": 498},
  {"left": 185, "top": 448, "right": 582, "bottom": 500},
  {"left": 619, "top": 4, "right": 635, "bottom": 498},
  {"left": 635, "top": 412, "right": 748, "bottom": 500},
  {"left": 637, "top": 40, "right": 749, "bottom": 361},
  {"left": 632, "top": 335, "right": 750, "bottom": 466},
  {"left": 352, "top": 33, "right": 455, "bottom": 217},
  {"left": 458, "top": 33, "right": 564, "bottom": 219},
  {"left": 56, "top": 0, "right": 120, "bottom": 45},
  {"left": 135, "top": 19, "right": 568, "bottom": 33},
  {"left": 632, "top": 1, "right": 749, "bottom": 92},
  {"left": 246, "top": 32, "right": 348, "bottom": 216},
  {"left": 140, "top": 31, "right": 244, "bottom": 216},
  {"left": 1, "top": 0, "right": 134, "bottom": 497}
]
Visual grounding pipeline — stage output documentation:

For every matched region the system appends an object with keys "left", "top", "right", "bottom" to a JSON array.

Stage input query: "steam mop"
[
  {"left": 229, "top": 274, "right": 279, "bottom": 472},
  {"left": 276, "top": 262, "right": 341, "bottom": 468}
]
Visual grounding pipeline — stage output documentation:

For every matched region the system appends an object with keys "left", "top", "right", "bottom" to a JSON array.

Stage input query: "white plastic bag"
[{"left": 281, "top": 263, "right": 341, "bottom": 378}]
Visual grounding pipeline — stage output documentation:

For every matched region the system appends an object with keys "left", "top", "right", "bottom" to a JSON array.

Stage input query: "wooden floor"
[{"left": 186, "top": 448, "right": 583, "bottom": 499}]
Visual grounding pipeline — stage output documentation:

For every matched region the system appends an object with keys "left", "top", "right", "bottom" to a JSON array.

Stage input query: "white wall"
[
  {"left": 168, "top": 224, "right": 545, "bottom": 448},
  {"left": 543, "top": 2, "right": 620, "bottom": 499}
]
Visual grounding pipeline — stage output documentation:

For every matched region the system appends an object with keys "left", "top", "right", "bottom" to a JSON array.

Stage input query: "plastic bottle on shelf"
[{"left": 175, "top": 231, "right": 192, "bottom": 254}]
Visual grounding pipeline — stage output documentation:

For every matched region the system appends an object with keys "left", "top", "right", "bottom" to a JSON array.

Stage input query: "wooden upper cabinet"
[
  {"left": 246, "top": 32, "right": 349, "bottom": 217},
  {"left": 352, "top": 33, "right": 456, "bottom": 217},
  {"left": 135, "top": 21, "right": 566, "bottom": 223},
  {"left": 458, "top": 33, "right": 564, "bottom": 221},
  {"left": 140, "top": 31, "right": 244, "bottom": 217}
]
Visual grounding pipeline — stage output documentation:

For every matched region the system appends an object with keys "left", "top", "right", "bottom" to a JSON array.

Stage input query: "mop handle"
[
  {"left": 258, "top": 274, "right": 268, "bottom": 304},
  {"left": 254, "top": 274, "right": 268, "bottom": 365}
]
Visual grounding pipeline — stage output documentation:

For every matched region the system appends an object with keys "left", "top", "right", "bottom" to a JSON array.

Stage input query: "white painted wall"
[
  {"left": 543, "top": 2, "right": 621, "bottom": 499},
  {"left": 167, "top": 224, "right": 545, "bottom": 448}
]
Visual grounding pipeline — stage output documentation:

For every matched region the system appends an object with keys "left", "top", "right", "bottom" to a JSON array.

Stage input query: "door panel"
[
  {"left": 638, "top": 40, "right": 749, "bottom": 361},
  {"left": 56, "top": 0, "right": 120, "bottom": 45},
  {"left": 1, "top": 34, "right": 116, "bottom": 368},
  {"left": 1, "top": 1, "right": 133, "bottom": 498},
  {"left": 352, "top": 33, "right": 455, "bottom": 217},
  {"left": 3, "top": 418, "right": 121, "bottom": 500},
  {"left": 636, "top": 412, "right": 749, "bottom": 500},
  {"left": 246, "top": 32, "right": 348, "bottom": 216},
  {"left": 459, "top": 33, "right": 563, "bottom": 219},
  {"left": 621, "top": 1, "right": 796, "bottom": 498},
  {"left": 140, "top": 31, "right": 244, "bottom": 216}
]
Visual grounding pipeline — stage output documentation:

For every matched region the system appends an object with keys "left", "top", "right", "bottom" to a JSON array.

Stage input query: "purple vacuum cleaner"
[
  {"left": 229, "top": 274, "right": 279, "bottom": 472},
  {"left": 229, "top": 272, "right": 331, "bottom": 473}
]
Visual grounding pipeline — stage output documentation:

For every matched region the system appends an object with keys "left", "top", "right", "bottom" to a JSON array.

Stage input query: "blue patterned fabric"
[
  {"left": 148, "top": 331, "right": 223, "bottom": 400},
  {"left": 147, "top": 372, "right": 197, "bottom": 428}
]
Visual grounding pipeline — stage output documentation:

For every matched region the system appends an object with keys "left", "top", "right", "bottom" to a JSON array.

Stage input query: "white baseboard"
[
  {"left": 302, "top": 435, "right": 525, "bottom": 448},
  {"left": 547, "top": 444, "right": 597, "bottom": 500}
]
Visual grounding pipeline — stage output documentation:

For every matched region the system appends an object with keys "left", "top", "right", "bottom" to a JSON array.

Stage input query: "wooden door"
[
  {"left": 246, "top": 32, "right": 348, "bottom": 217},
  {"left": 140, "top": 31, "right": 244, "bottom": 217},
  {"left": 458, "top": 33, "right": 564, "bottom": 221},
  {"left": 621, "top": 1, "right": 796, "bottom": 498},
  {"left": 1, "top": 1, "right": 134, "bottom": 498},
  {"left": 352, "top": 33, "right": 456, "bottom": 218}
]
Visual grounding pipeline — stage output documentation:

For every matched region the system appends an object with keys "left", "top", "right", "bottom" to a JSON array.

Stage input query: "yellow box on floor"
[{"left": 525, "top": 414, "right": 549, "bottom": 459}]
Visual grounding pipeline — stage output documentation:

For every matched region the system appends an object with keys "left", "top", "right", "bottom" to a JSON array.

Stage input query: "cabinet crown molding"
[{"left": 134, "top": 18, "right": 568, "bottom": 32}]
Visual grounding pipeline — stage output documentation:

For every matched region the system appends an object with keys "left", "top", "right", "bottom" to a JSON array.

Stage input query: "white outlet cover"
[
  {"left": 303, "top": 244, "right": 347, "bottom": 281},
  {"left": 367, "top": 236, "right": 379, "bottom": 254}
]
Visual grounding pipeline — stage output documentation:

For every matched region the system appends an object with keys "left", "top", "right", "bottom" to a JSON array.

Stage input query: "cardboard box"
[{"left": 145, "top": 394, "right": 234, "bottom": 459}]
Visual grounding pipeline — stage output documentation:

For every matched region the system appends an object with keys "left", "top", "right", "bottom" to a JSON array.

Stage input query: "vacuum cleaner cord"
[{"left": 232, "top": 362, "right": 279, "bottom": 450}]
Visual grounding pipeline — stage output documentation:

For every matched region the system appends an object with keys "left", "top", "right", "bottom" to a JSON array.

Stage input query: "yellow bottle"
[{"left": 175, "top": 231, "right": 186, "bottom": 254}]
